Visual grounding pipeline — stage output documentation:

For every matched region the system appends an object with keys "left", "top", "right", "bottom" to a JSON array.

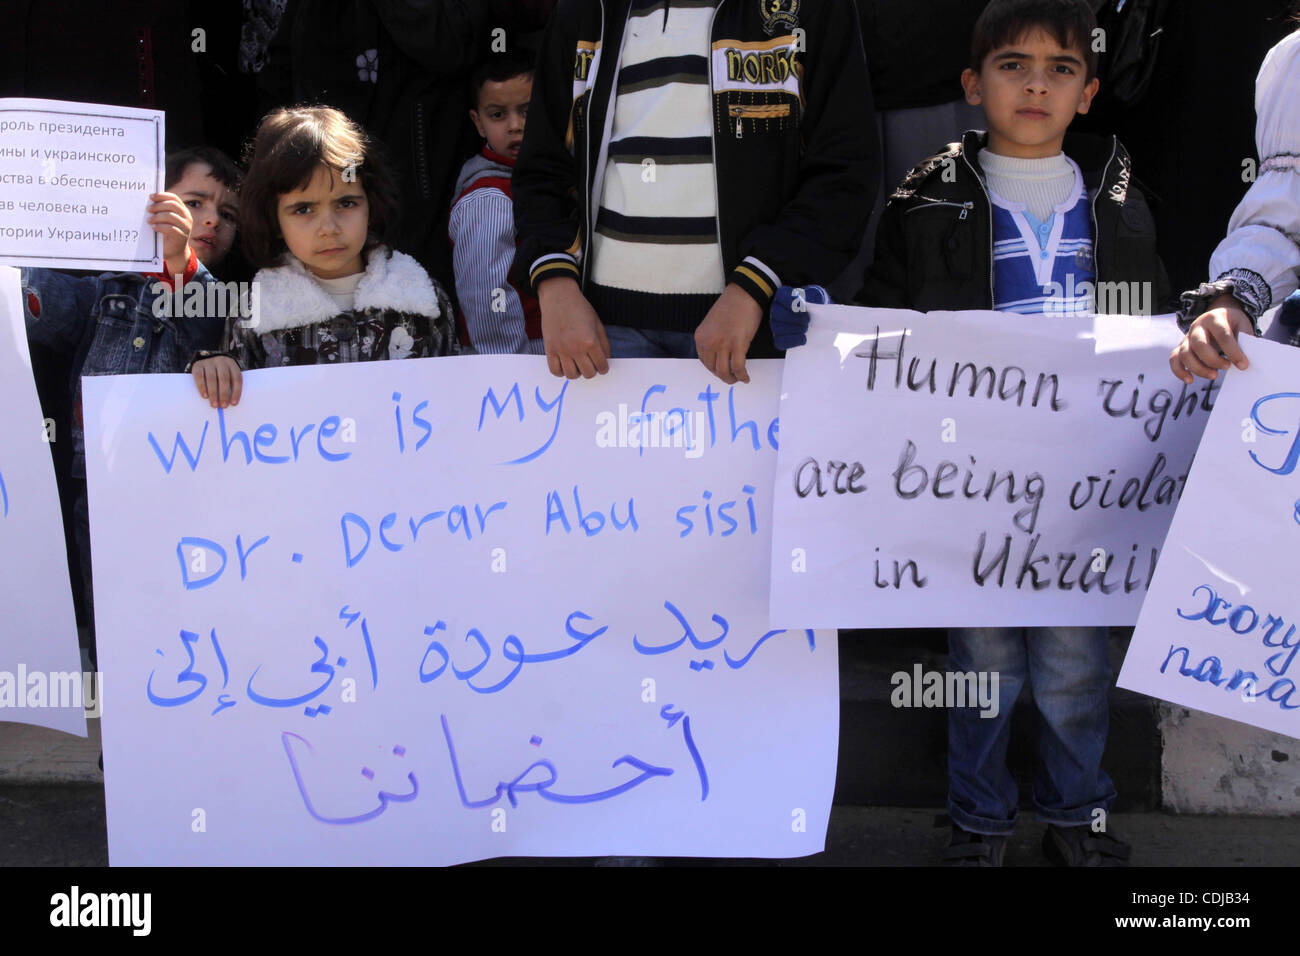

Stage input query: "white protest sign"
[
  {"left": 1120, "top": 337, "right": 1300, "bottom": 737},
  {"left": 83, "top": 358, "right": 836, "bottom": 865},
  {"left": 770, "top": 305, "right": 1211, "bottom": 628},
  {"left": 0, "top": 267, "right": 86, "bottom": 735},
  {"left": 0, "top": 98, "right": 163, "bottom": 272}
]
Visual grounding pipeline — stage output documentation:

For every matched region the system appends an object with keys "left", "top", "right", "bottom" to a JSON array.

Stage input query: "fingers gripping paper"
[{"left": 82, "top": 358, "right": 836, "bottom": 865}]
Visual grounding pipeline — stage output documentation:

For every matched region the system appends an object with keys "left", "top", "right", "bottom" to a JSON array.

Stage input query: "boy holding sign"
[
  {"left": 854, "top": 0, "right": 1174, "bottom": 866},
  {"left": 511, "top": 0, "right": 876, "bottom": 384},
  {"left": 20, "top": 146, "right": 241, "bottom": 655}
]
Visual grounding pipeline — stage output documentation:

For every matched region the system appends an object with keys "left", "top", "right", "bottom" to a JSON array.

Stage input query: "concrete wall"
[{"left": 1161, "top": 704, "right": 1300, "bottom": 814}]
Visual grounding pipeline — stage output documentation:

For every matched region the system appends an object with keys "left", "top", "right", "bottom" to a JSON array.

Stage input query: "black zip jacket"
[
  {"left": 511, "top": 0, "right": 878, "bottom": 352},
  {"left": 858, "top": 130, "right": 1176, "bottom": 315}
]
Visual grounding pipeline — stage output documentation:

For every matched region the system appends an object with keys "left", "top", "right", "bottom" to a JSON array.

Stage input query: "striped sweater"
[
  {"left": 586, "top": 0, "right": 726, "bottom": 333},
  {"left": 449, "top": 148, "right": 544, "bottom": 354}
]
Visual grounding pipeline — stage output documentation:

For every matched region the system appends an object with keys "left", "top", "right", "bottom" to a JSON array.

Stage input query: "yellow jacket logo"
[
  {"left": 760, "top": 0, "right": 800, "bottom": 36},
  {"left": 574, "top": 47, "right": 596, "bottom": 82},
  {"left": 726, "top": 46, "right": 797, "bottom": 85}
]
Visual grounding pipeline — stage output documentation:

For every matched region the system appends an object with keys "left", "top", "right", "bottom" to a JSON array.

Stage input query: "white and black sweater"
[{"left": 586, "top": 0, "right": 726, "bottom": 332}]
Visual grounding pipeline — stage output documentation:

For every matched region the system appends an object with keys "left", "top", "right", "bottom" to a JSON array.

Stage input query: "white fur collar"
[{"left": 248, "top": 247, "right": 441, "bottom": 333}]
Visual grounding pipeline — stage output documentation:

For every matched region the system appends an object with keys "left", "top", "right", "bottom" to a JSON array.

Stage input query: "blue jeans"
[
  {"left": 604, "top": 325, "right": 699, "bottom": 359},
  {"left": 947, "top": 626, "right": 1116, "bottom": 835}
]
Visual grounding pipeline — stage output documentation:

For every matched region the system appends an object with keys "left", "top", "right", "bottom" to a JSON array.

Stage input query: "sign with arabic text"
[{"left": 84, "top": 357, "right": 836, "bottom": 864}]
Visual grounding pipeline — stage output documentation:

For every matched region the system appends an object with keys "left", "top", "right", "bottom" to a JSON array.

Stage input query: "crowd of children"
[{"left": 16, "top": 0, "right": 1298, "bottom": 866}]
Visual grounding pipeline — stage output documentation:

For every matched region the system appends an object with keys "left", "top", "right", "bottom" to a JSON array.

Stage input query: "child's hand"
[
  {"left": 1169, "top": 293, "right": 1253, "bottom": 384},
  {"left": 696, "top": 283, "right": 763, "bottom": 385},
  {"left": 192, "top": 355, "right": 243, "bottom": 408},
  {"left": 147, "top": 192, "right": 194, "bottom": 278},
  {"left": 539, "top": 277, "right": 611, "bottom": 379}
]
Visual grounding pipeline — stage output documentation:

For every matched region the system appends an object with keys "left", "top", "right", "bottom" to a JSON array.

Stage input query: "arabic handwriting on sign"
[
  {"left": 146, "top": 629, "right": 209, "bottom": 707},
  {"left": 659, "top": 704, "right": 709, "bottom": 801},
  {"left": 146, "top": 608, "right": 381, "bottom": 715},
  {"left": 247, "top": 635, "right": 337, "bottom": 708},
  {"left": 282, "top": 733, "right": 418, "bottom": 825},
  {"left": 633, "top": 601, "right": 728, "bottom": 655},
  {"left": 417, "top": 612, "right": 609, "bottom": 694},
  {"left": 440, "top": 714, "right": 677, "bottom": 809},
  {"left": 339, "top": 604, "right": 379, "bottom": 689},
  {"left": 632, "top": 601, "right": 817, "bottom": 672},
  {"left": 724, "top": 627, "right": 816, "bottom": 670}
]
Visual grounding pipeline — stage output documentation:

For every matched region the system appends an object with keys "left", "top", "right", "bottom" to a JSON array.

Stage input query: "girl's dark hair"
[
  {"left": 237, "top": 106, "right": 400, "bottom": 269},
  {"left": 164, "top": 146, "right": 242, "bottom": 191},
  {"left": 971, "top": 0, "right": 1100, "bottom": 80}
]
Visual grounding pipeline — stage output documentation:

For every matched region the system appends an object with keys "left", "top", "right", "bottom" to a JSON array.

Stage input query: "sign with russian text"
[
  {"left": 770, "top": 305, "right": 1209, "bottom": 628},
  {"left": 83, "top": 358, "right": 836, "bottom": 865},
  {"left": 0, "top": 267, "right": 86, "bottom": 735},
  {"left": 1120, "top": 337, "right": 1300, "bottom": 738},
  {"left": 0, "top": 98, "right": 163, "bottom": 272}
]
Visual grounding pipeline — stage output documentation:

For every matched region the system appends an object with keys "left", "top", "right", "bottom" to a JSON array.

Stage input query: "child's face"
[
  {"left": 961, "top": 29, "right": 1099, "bottom": 159},
  {"left": 470, "top": 74, "right": 533, "bottom": 160},
  {"left": 168, "top": 162, "right": 238, "bottom": 267},
  {"left": 275, "top": 165, "right": 369, "bottom": 279}
]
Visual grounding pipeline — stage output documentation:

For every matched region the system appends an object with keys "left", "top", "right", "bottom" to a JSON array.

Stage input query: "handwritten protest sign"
[
  {"left": 83, "top": 359, "right": 836, "bottom": 865},
  {"left": 0, "top": 99, "right": 163, "bottom": 272},
  {"left": 1120, "top": 337, "right": 1300, "bottom": 738},
  {"left": 0, "top": 267, "right": 86, "bottom": 735},
  {"left": 770, "top": 305, "right": 1210, "bottom": 628}
]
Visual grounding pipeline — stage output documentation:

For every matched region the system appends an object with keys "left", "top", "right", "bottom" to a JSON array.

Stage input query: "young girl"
[{"left": 191, "top": 107, "right": 456, "bottom": 408}]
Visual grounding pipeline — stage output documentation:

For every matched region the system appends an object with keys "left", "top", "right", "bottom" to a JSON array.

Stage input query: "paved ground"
[
  {"left": 4, "top": 721, "right": 1299, "bottom": 866},
  {"left": 4, "top": 782, "right": 1300, "bottom": 867}
]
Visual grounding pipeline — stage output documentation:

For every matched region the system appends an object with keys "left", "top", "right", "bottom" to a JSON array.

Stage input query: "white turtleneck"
[{"left": 977, "top": 150, "right": 1078, "bottom": 223}]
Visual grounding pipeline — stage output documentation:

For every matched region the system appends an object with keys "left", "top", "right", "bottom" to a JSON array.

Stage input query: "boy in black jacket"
[
  {"left": 860, "top": 2, "right": 1172, "bottom": 317},
  {"left": 858, "top": 0, "right": 1173, "bottom": 867},
  {"left": 512, "top": 0, "right": 878, "bottom": 384}
]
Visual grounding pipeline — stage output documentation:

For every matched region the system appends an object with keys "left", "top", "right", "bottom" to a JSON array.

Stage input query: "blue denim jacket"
[{"left": 20, "top": 265, "right": 225, "bottom": 477}]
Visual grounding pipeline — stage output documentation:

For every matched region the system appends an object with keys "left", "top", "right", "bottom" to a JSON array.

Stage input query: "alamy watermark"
[
  {"left": 151, "top": 276, "right": 258, "bottom": 323},
  {"left": 890, "top": 664, "right": 999, "bottom": 719},
  {"left": 0, "top": 665, "right": 102, "bottom": 717},
  {"left": 595, "top": 404, "right": 707, "bottom": 459}
]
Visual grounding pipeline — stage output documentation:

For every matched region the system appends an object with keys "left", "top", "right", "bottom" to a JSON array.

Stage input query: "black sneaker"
[
  {"left": 940, "top": 824, "right": 1008, "bottom": 867},
  {"left": 1042, "top": 824, "right": 1131, "bottom": 867}
]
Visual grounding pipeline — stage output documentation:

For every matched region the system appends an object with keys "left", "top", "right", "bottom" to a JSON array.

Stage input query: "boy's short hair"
[
  {"left": 165, "top": 146, "right": 243, "bottom": 192},
  {"left": 470, "top": 49, "right": 536, "bottom": 108},
  {"left": 237, "top": 105, "right": 400, "bottom": 269},
  {"left": 971, "top": 0, "right": 1100, "bottom": 80}
]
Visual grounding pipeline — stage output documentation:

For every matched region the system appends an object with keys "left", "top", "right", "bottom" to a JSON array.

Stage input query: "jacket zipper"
[
  {"left": 730, "top": 102, "right": 790, "bottom": 139},
  {"left": 961, "top": 144, "right": 995, "bottom": 308},
  {"left": 582, "top": 0, "right": 608, "bottom": 288},
  {"left": 708, "top": 1, "right": 726, "bottom": 256},
  {"left": 1092, "top": 136, "right": 1119, "bottom": 294},
  {"left": 905, "top": 198, "right": 974, "bottom": 218}
]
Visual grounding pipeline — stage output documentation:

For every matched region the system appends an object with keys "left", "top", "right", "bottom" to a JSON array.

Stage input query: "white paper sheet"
[
  {"left": 770, "top": 305, "right": 1209, "bottom": 627},
  {"left": 83, "top": 358, "right": 837, "bottom": 865},
  {"left": 0, "top": 98, "right": 164, "bottom": 272},
  {"left": 1120, "top": 336, "right": 1300, "bottom": 738},
  {"left": 0, "top": 266, "right": 87, "bottom": 735}
]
